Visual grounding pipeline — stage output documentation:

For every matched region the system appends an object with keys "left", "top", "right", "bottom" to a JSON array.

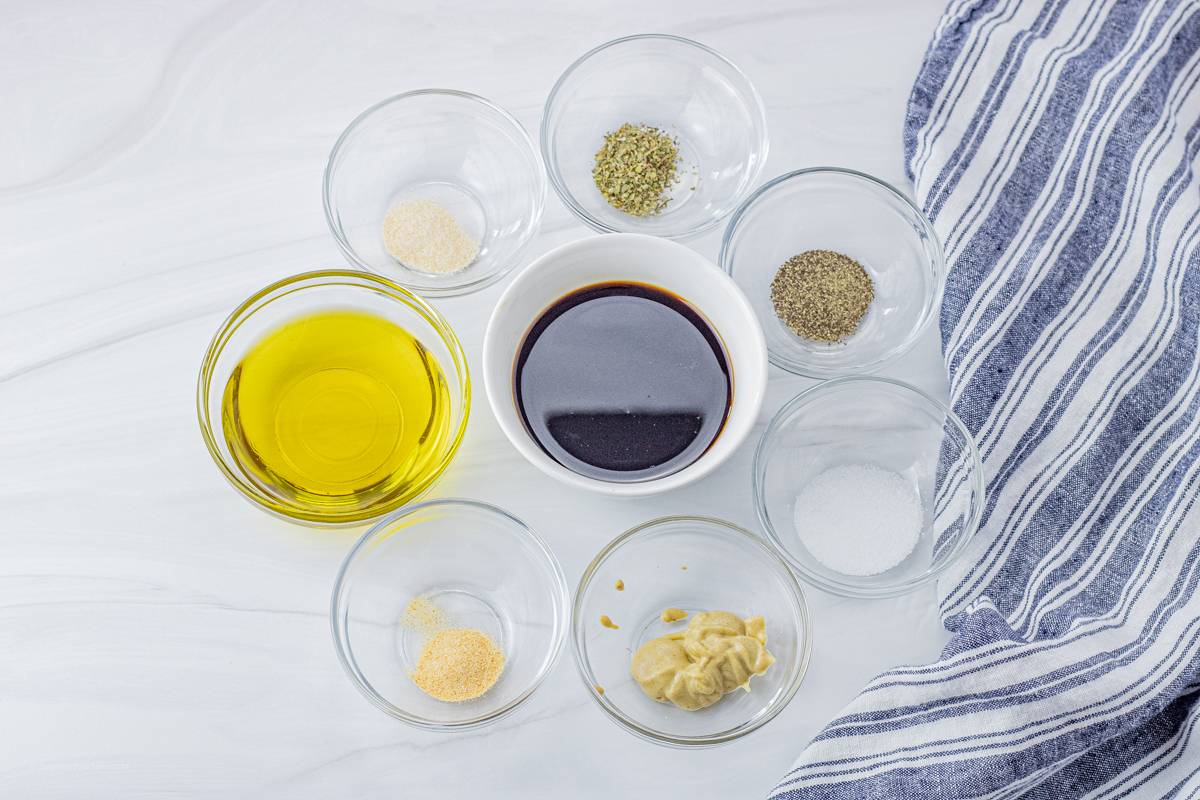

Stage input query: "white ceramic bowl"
[{"left": 482, "top": 234, "right": 768, "bottom": 497}]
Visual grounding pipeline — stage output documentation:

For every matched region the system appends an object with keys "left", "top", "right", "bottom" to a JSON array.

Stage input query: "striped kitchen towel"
[{"left": 771, "top": 0, "right": 1200, "bottom": 797}]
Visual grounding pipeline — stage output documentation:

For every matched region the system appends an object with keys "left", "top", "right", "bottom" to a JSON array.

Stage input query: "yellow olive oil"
[{"left": 221, "top": 309, "right": 451, "bottom": 513}]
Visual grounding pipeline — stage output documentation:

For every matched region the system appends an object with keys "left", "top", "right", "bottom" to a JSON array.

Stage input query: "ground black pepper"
[{"left": 770, "top": 250, "right": 874, "bottom": 343}]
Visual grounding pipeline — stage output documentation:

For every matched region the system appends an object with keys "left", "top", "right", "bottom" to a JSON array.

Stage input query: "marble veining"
[{"left": 1, "top": 1, "right": 953, "bottom": 796}]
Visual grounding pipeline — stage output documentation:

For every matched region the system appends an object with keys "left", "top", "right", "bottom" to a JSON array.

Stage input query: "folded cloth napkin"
[{"left": 771, "top": 0, "right": 1200, "bottom": 796}]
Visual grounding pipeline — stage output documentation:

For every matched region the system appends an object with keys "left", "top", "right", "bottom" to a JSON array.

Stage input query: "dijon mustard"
[{"left": 630, "top": 611, "right": 774, "bottom": 711}]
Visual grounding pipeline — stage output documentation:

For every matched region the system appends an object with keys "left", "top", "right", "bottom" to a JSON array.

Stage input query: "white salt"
[{"left": 793, "top": 463, "right": 922, "bottom": 576}]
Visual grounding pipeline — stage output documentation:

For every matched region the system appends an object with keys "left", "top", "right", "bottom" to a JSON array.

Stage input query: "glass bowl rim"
[
  {"left": 540, "top": 33, "right": 770, "bottom": 242},
  {"left": 752, "top": 375, "right": 984, "bottom": 599},
  {"left": 570, "top": 514, "right": 812, "bottom": 747},
  {"left": 322, "top": 88, "right": 548, "bottom": 298},
  {"left": 718, "top": 166, "right": 947, "bottom": 377},
  {"left": 195, "top": 269, "right": 471, "bottom": 527},
  {"left": 329, "top": 497, "right": 571, "bottom": 731}
]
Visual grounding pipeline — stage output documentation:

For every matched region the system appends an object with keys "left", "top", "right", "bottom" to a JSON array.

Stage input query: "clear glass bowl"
[
  {"left": 572, "top": 516, "right": 811, "bottom": 747},
  {"left": 542, "top": 35, "right": 769, "bottom": 241},
  {"left": 754, "top": 377, "right": 983, "bottom": 598},
  {"left": 331, "top": 499, "right": 569, "bottom": 730},
  {"left": 196, "top": 270, "right": 470, "bottom": 526},
  {"left": 720, "top": 168, "right": 944, "bottom": 377},
  {"left": 323, "top": 90, "right": 547, "bottom": 297}
]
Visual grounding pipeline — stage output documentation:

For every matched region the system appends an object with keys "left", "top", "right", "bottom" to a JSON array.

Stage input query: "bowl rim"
[
  {"left": 571, "top": 515, "right": 812, "bottom": 747},
  {"left": 481, "top": 232, "right": 768, "bottom": 497},
  {"left": 752, "top": 375, "right": 984, "bottom": 598},
  {"left": 322, "top": 88, "right": 548, "bottom": 298},
  {"left": 540, "top": 33, "right": 770, "bottom": 242},
  {"left": 329, "top": 497, "right": 571, "bottom": 731},
  {"left": 718, "top": 166, "right": 947, "bottom": 377},
  {"left": 195, "top": 269, "right": 471, "bottom": 527}
]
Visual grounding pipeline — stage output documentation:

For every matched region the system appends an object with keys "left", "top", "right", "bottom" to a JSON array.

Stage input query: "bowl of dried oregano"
[{"left": 541, "top": 35, "right": 769, "bottom": 241}]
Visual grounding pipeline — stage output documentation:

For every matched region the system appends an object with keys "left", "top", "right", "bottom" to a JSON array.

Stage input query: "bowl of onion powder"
[
  {"left": 753, "top": 376, "right": 984, "bottom": 598},
  {"left": 324, "top": 90, "right": 546, "bottom": 297}
]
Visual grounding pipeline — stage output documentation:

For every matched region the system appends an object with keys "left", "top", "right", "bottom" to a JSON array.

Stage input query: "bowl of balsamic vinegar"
[{"left": 483, "top": 233, "right": 768, "bottom": 496}]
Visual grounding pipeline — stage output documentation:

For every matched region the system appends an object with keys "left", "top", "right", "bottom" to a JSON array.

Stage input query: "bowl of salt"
[{"left": 753, "top": 376, "right": 984, "bottom": 598}]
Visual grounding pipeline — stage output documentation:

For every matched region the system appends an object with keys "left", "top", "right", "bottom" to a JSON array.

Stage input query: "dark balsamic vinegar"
[{"left": 514, "top": 283, "right": 732, "bottom": 482}]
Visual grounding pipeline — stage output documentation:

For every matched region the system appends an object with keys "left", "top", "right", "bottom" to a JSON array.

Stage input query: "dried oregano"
[
  {"left": 770, "top": 250, "right": 874, "bottom": 343},
  {"left": 592, "top": 123, "right": 681, "bottom": 217}
]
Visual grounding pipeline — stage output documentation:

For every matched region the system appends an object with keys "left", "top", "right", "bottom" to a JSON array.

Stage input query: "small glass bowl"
[
  {"left": 754, "top": 377, "right": 983, "bottom": 598},
  {"left": 323, "top": 90, "right": 547, "bottom": 297},
  {"left": 542, "top": 35, "right": 769, "bottom": 241},
  {"left": 572, "top": 516, "right": 811, "bottom": 747},
  {"left": 196, "top": 270, "right": 470, "bottom": 527},
  {"left": 331, "top": 499, "right": 569, "bottom": 730},
  {"left": 720, "top": 168, "right": 944, "bottom": 377}
]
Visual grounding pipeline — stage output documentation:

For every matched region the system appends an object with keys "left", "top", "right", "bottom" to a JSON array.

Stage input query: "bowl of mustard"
[{"left": 571, "top": 516, "right": 811, "bottom": 746}]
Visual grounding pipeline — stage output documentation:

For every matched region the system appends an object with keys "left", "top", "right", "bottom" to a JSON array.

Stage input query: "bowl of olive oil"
[{"left": 198, "top": 271, "right": 470, "bottom": 526}]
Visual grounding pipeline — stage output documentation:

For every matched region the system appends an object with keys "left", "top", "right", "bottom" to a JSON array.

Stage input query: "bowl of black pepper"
[
  {"left": 541, "top": 34, "right": 769, "bottom": 241},
  {"left": 719, "top": 168, "right": 945, "bottom": 378}
]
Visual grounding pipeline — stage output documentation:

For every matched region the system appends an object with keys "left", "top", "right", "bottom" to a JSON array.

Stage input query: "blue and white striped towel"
[{"left": 771, "top": 1, "right": 1200, "bottom": 796}]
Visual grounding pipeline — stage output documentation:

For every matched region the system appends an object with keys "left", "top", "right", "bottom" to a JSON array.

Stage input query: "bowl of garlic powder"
[
  {"left": 331, "top": 498, "right": 569, "bottom": 730},
  {"left": 324, "top": 90, "right": 547, "bottom": 297}
]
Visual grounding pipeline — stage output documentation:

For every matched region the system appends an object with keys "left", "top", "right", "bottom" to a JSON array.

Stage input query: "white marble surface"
[{"left": 0, "top": 1, "right": 956, "bottom": 796}]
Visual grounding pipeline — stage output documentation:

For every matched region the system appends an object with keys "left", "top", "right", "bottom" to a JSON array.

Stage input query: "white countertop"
[{"left": 1, "top": 1, "right": 955, "bottom": 796}]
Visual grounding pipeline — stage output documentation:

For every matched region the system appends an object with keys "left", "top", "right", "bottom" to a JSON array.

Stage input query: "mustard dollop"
[{"left": 629, "top": 610, "right": 775, "bottom": 711}]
